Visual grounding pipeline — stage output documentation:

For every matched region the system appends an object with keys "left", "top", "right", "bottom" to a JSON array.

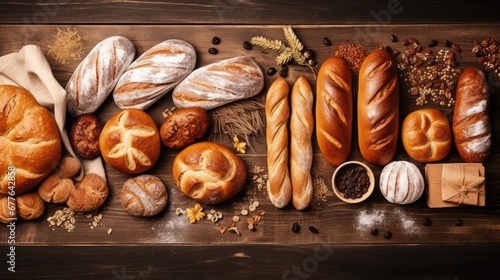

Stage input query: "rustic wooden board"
[{"left": 1, "top": 23, "right": 500, "bottom": 279}]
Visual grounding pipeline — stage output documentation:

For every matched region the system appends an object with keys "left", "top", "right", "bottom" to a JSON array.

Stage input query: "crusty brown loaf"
[
  {"left": 16, "top": 190, "right": 45, "bottom": 220},
  {"left": 316, "top": 56, "right": 352, "bottom": 166},
  {"left": 99, "top": 109, "right": 161, "bottom": 174},
  {"left": 114, "top": 39, "right": 196, "bottom": 110},
  {"left": 66, "top": 36, "right": 135, "bottom": 116},
  {"left": 453, "top": 66, "right": 491, "bottom": 163},
  {"left": 265, "top": 77, "right": 292, "bottom": 208},
  {"left": 67, "top": 173, "right": 109, "bottom": 212},
  {"left": 70, "top": 114, "right": 101, "bottom": 159},
  {"left": 402, "top": 109, "right": 451, "bottom": 162},
  {"left": 0, "top": 85, "right": 61, "bottom": 195},
  {"left": 358, "top": 48, "right": 399, "bottom": 166},
  {"left": 290, "top": 76, "right": 314, "bottom": 210},
  {"left": 172, "top": 56, "right": 264, "bottom": 110},
  {"left": 160, "top": 107, "right": 209, "bottom": 149},
  {"left": 121, "top": 174, "right": 168, "bottom": 217},
  {"left": 38, "top": 173, "right": 74, "bottom": 204},
  {"left": 172, "top": 142, "right": 247, "bottom": 204},
  {"left": 54, "top": 156, "right": 81, "bottom": 178}
]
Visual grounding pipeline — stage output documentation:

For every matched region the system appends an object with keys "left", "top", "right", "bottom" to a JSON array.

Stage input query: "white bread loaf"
[
  {"left": 113, "top": 39, "right": 196, "bottom": 110},
  {"left": 172, "top": 56, "right": 264, "bottom": 110},
  {"left": 379, "top": 161, "right": 424, "bottom": 204},
  {"left": 66, "top": 36, "right": 135, "bottom": 116}
]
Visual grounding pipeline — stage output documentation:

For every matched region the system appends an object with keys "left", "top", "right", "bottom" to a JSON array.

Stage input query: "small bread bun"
[
  {"left": 379, "top": 161, "right": 424, "bottom": 205},
  {"left": 121, "top": 174, "right": 168, "bottom": 217},
  {"left": 67, "top": 173, "right": 109, "bottom": 212},
  {"left": 99, "top": 109, "right": 161, "bottom": 174},
  {"left": 54, "top": 156, "right": 82, "bottom": 178},
  {"left": 402, "top": 108, "right": 451, "bottom": 162},
  {"left": 16, "top": 191, "right": 45, "bottom": 220},
  {"left": 38, "top": 173, "right": 74, "bottom": 204},
  {"left": 172, "top": 142, "right": 247, "bottom": 204},
  {"left": 160, "top": 107, "right": 209, "bottom": 149},
  {"left": 0, "top": 196, "right": 16, "bottom": 224}
]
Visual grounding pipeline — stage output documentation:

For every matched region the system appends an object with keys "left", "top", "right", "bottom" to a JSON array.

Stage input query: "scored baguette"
[
  {"left": 290, "top": 76, "right": 314, "bottom": 210},
  {"left": 453, "top": 66, "right": 491, "bottom": 163},
  {"left": 265, "top": 77, "right": 292, "bottom": 208},
  {"left": 358, "top": 48, "right": 399, "bottom": 166},
  {"left": 316, "top": 56, "right": 352, "bottom": 166}
]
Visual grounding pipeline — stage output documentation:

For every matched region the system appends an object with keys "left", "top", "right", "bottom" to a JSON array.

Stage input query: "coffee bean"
[
  {"left": 291, "top": 222, "right": 300, "bottom": 233},
  {"left": 281, "top": 65, "right": 288, "bottom": 71},
  {"left": 243, "top": 41, "right": 252, "bottom": 50},
  {"left": 371, "top": 227, "right": 378, "bottom": 236},
  {"left": 390, "top": 34, "right": 397, "bottom": 42},
  {"left": 323, "top": 37, "right": 331, "bottom": 46},
  {"left": 428, "top": 40, "right": 438, "bottom": 47},
  {"left": 267, "top": 67, "right": 277, "bottom": 76},
  {"left": 208, "top": 47, "right": 218, "bottom": 55},
  {"left": 386, "top": 45, "right": 394, "bottom": 54},
  {"left": 454, "top": 219, "right": 462, "bottom": 226},
  {"left": 384, "top": 231, "right": 392, "bottom": 239},
  {"left": 303, "top": 49, "right": 314, "bottom": 60},
  {"left": 444, "top": 40, "right": 453, "bottom": 48},
  {"left": 335, "top": 164, "right": 371, "bottom": 200},
  {"left": 308, "top": 226, "right": 319, "bottom": 234},
  {"left": 211, "top": 36, "right": 220, "bottom": 45},
  {"left": 423, "top": 217, "right": 432, "bottom": 227},
  {"left": 279, "top": 69, "right": 287, "bottom": 77}
]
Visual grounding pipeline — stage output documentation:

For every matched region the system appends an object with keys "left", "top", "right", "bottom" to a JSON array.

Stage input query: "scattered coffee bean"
[
  {"left": 208, "top": 47, "right": 218, "bottom": 54},
  {"left": 454, "top": 219, "right": 462, "bottom": 227},
  {"left": 267, "top": 67, "right": 277, "bottom": 76},
  {"left": 384, "top": 231, "right": 392, "bottom": 239},
  {"left": 307, "top": 59, "right": 316, "bottom": 67},
  {"left": 428, "top": 39, "right": 438, "bottom": 47},
  {"left": 402, "top": 38, "right": 410, "bottom": 46},
  {"left": 291, "top": 222, "right": 300, "bottom": 233},
  {"left": 334, "top": 164, "right": 370, "bottom": 199},
  {"left": 444, "top": 40, "right": 452, "bottom": 48},
  {"left": 308, "top": 226, "right": 319, "bottom": 234},
  {"left": 243, "top": 41, "right": 252, "bottom": 50},
  {"left": 371, "top": 227, "right": 378, "bottom": 236},
  {"left": 323, "top": 37, "right": 331, "bottom": 46},
  {"left": 390, "top": 34, "right": 397, "bottom": 42},
  {"left": 386, "top": 45, "right": 394, "bottom": 54},
  {"left": 281, "top": 65, "right": 288, "bottom": 71},
  {"left": 211, "top": 36, "right": 220, "bottom": 45},
  {"left": 303, "top": 49, "right": 314, "bottom": 60},
  {"left": 279, "top": 69, "right": 287, "bottom": 77},
  {"left": 423, "top": 217, "right": 432, "bottom": 227}
]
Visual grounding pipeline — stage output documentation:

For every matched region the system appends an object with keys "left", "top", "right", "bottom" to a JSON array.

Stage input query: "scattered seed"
[
  {"left": 240, "top": 209, "right": 249, "bottom": 216},
  {"left": 247, "top": 218, "right": 255, "bottom": 225},
  {"left": 428, "top": 39, "right": 438, "bottom": 47},
  {"left": 228, "top": 227, "right": 241, "bottom": 235},
  {"left": 454, "top": 219, "right": 462, "bottom": 226},
  {"left": 423, "top": 217, "right": 432, "bottom": 227},
  {"left": 444, "top": 40, "right": 452, "bottom": 48},
  {"left": 256, "top": 210, "right": 266, "bottom": 216},
  {"left": 253, "top": 215, "right": 261, "bottom": 225},
  {"left": 233, "top": 216, "right": 240, "bottom": 222},
  {"left": 390, "top": 34, "right": 397, "bottom": 42},
  {"left": 292, "top": 222, "right": 300, "bottom": 233},
  {"left": 243, "top": 41, "right": 252, "bottom": 50},
  {"left": 248, "top": 205, "right": 257, "bottom": 212},
  {"left": 219, "top": 226, "right": 227, "bottom": 233},
  {"left": 210, "top": 209, "right": 216, "bottom": 214},
  {"left": 215, "top": 212, "right": 223, "bottom": 219},
  {"left": 252, "top": 201, "right": 260, "bottom": 207},
  {"left": 248, "top": 223, "right": 255, "bottom": 231},
  {"left": 211, "top": 36, "right": 220, "bottom": 45},
  {"left": 208, "top": 47, "right": 218, "bottom": 54},
  {"left": 107, "top": 228, "right": 113, "bottom": 235},
  {"left": 308, "top": 226, "right": 319, "bottom": 234},
  {"left": 323, "top": 37, "right": 331, "bottom": 46},
  {"left": 384, "top": 231, "right": 392, "bottom": 239},
  {"left": 279, "top": 69, "right": 287, "bottom": 77},
  {"left": 267, "top": 67, "right": 277, "bottom": 76},
  {"left": 211, "top": 216, "right": 219, "bottom": 223},
  {"left": 371, "top": 227, "right": 378, "bottom": 236}
]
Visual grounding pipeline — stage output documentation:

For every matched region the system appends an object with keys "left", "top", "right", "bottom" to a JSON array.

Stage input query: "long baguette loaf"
[
  {"left": 358, "top": 48, "right": 399, "bottom": 166},
  {"left": 66, "top": 36, "right": 135, "bottom": 116},
  {"left": 265, "top": 77, "right": 292, "bottom": 208},
  {"left": 113, "top": 39, "right": 196, "bottom": 110},
  {"left": 453, "top": 66, "right": 491, "bottom": 163},
  {"left": 316, "top": 56, "right": 352, "bottom": 166},
  {"left": 290, "top": 76, "right": 314, "bottom": 210}
]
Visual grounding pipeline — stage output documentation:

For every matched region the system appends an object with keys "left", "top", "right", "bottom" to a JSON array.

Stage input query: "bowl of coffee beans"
[{"left": 332, "top": 161, "right": 375, "bottom": 203}]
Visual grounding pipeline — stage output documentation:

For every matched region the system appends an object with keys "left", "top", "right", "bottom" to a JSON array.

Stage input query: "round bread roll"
[
  {"left": 54, "top": 156, "right": 82, "bottom": 178},
  {"left": 379, "top": 161, "right": 424, "bottom": 205},
  {"left": 67, "top": 173, "right": 109, "bottom": 212},
  {"left": 0, "top": 196, "right": 16, "bottom": 224},
  {"left": 70, "top": 114, "right": 102, "bottom": 159},
  {"left": 121, "top": 174, "right": 168, "bottom": 217},
  {"left": 38, "top": 173, "right": 74, "bottom": 204},
  {"left": 16, "top": 190, "right": 45, "bottom": 220},
  {"left": 402, "top": 109, "right": 451, "bottom": 162},
  {"left": 172, "top": 142, "right": 247, "bottom": 204},
  {"left": 99, "top": 109, "right": 161, "bottom": 174},
  {"left": 160, "top": 107, "right": 209, "bottom": 149},
  {"left": 0, "top": 85, "right": 62, "bottom": 195}
]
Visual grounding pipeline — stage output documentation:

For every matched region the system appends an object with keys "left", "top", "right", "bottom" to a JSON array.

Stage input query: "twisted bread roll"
[
  {"left": 265, "top": 77, "right": 292, "bottom": 208},
  {"left": 358, "top": 48, "right": 399, "bottom": 166},
  {"left": 172, "top": 142, "right": 247, "bottom": 204},
  {"left": 0, "top": 85, "right": 61, "bottom": 195},
  {"left": 114, "top": 39, "right": 196, "bottom": 110},
  {"left": 316, "top": 56, "right": 352, "bottom": 166},
  {"left": 290, "top": 76, "right": 314, "bottom": 210},
  {"left": 453, "top": 66, "right": 491, "bottom": 163}
]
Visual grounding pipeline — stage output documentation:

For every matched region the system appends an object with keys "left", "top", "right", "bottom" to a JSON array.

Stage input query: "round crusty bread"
[
  {"left": 121, "top": 174, "right": 168, "bottom": 217},
  {"left": 402, "top": 108, "right": 452, "bottom": 163},
  {"left": 0, "top": 85, "right": 62, "bottom": 195},
  {"left": 67, "top": 173, "right": 109, "bottom": 212},
  {"left": 160, "top": 107, "right": 209, "bottom": 149},
  {"left": 99, "top": 109, "right": 161, "bottom": 174},
  {"left": 172, "top": 142, "right": 247, "bottom": 204},
  {"left": 379, "top": 161, "right": 424, "bottom": 205},
  {"left": 16, "top": 190, "right": 45, "bottom": 220},
  {"left": 38, "top": 173, "right": 74, "bottom": 204}
]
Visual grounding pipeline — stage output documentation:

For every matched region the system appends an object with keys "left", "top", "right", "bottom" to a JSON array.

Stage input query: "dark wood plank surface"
[{"left": 1, "top": 2, "right": 500, "bottom": 278}]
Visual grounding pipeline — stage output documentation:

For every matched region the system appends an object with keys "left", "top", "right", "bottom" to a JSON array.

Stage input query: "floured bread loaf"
[{"left": 379, "top": 161, "right": 424, "bottom": 204}]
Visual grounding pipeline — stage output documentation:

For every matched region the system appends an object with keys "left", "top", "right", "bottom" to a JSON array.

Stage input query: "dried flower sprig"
[{"left": 186, "top": 203, "right": 205, "bottom": 224}]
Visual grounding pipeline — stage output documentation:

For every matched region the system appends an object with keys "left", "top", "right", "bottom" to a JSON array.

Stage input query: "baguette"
[
  {"left": 316, "top": 56, "right": 352, "bottom": 166},
  {"left": 265, "top": 77, "right": 292, "bottom": 208},
  {"left": 358, "top": 48, "right": 399, "bottom": 166},
  {"left": 290, "top": 76, "right": 314, "bottom": 210},
  {"left": 453, "top": 66, "right": 491, "bottom": 163}
]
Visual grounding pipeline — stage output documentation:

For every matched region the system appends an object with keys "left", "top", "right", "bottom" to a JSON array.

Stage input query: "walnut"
[{"left": 70, "top": 114, "right": 101, "bottom": 159}]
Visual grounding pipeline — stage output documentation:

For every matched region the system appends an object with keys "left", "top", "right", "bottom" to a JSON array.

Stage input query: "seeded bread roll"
[
  {"left": 66, "top": 36, "right": 135, "bottom": 116},
  {"left": 67, "top": 173, "right": 109, "bottom": 212},
  {"left": 16, "top": 190, "right": 45, "bottom": 220},
  {"left": 358, "top": 48, "right": 399, "bottom": 166},
  {"left": 453, "top": 66, "right": 491, "bottom": 163},
  {"left": 121, "top": 174, "right": 168, "bottom": 217},
  {"left": 38, "top": 173, "right": 74, "bottom": 204},
  {"left": 99, "top": 109, "right": 161, "bottom": 174},
  {"left": 316, "top": 56, "right": 353, "bottom": 166},
  {"left": 114, "top": 39, "right": 196, "bottom": 110},
  {"left": 290, "top": 76, "right": 314, "bottom": 210},
  {"left": 265, "top": 77, "right": 292, "bottom": 208}
]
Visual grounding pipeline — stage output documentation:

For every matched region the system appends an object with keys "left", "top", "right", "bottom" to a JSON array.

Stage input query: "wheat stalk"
[
  {"left": 250, "top": 36, "right": 287, "bottom": 53},
  {"left": 283, "top": 25, "right": 303, "bottom": 52}
]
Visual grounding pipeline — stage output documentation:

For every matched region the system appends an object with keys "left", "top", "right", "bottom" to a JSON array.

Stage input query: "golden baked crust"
[
  {"left": 121, "top": 174, "right": 168, "bottom": 217},
  {"left": 160, "top": 107, "right": 209, "bottom": 149},
  {"left": 172, "top": 142, "right": 247, "bottom": 204},
  {"left": 0, "top": 85, "right": 62, "bottom": 195},
  {"left": 16, "top": 190, "right": 45, "bottom": 220},
  {"left": 67, "top": 173, "right": 108, "bottom": 212}
]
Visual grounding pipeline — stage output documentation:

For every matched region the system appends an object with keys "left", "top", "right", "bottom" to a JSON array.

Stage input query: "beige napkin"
[{"left": 0, "top": 45, "right": 106, "bottom": 182}]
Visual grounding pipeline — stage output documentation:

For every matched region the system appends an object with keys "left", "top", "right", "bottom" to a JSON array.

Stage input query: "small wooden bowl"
[{"left": 331, "top": 161, "right": 375, "bottom": 203}]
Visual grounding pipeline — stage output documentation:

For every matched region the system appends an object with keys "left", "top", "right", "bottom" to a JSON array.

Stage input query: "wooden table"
[{"left": 1, "top": 1, "right": 500, "bottom": 279}]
